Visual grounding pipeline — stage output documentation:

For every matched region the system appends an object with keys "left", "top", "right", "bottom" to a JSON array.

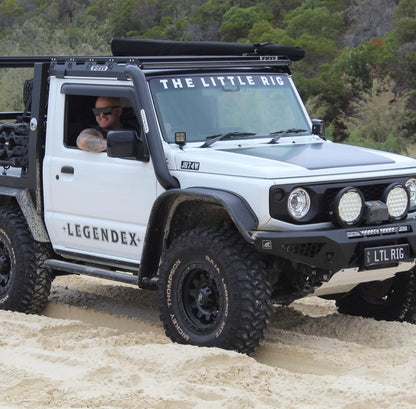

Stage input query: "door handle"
[{"left": 61, "top": 166, "right": 74, "bottom": 174}]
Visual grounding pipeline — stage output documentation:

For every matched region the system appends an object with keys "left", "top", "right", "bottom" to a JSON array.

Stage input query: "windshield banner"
[{"left": 155, "top": 75, "right": 288, "bottom": 90}]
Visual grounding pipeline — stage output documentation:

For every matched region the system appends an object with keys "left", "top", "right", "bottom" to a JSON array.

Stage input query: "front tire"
[
  {"left": 0, "top": 207, "right": 52, "bottom": 313},
  {"left": 335, "top": 271, "right": 416, "bottom": 322},
  {"left": 158, "top": 227, "right": 271, "bottom": 354}
]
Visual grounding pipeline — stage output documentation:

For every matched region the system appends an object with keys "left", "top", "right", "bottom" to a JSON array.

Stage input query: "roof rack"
[
  {"left": 0, "top": 55, "right": 292, "bottom": 76},
  {"left": 48, "top": 55, "right": 293, "bottom": 77},
  {"left": 0, "top": 38, "right": 302, "bottom": 76}
]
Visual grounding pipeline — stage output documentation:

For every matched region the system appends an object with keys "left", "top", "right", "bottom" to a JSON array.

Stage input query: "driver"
[{"left": 76, "top": 96, "right": 123, "bottom": 152}]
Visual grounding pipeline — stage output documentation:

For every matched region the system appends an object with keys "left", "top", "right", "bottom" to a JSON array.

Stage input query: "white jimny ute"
[{"left": 0, "top": 37, "right": 415, "bottom": 354}]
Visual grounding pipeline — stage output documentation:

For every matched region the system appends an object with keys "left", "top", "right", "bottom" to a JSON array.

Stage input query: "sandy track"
[{"left": 1, "top": 274, "right": 416, "bottom": 408}]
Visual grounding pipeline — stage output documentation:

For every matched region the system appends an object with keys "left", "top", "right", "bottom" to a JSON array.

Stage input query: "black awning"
[{"left": 111, "top": 37, "right": 305, "bottom": 61}]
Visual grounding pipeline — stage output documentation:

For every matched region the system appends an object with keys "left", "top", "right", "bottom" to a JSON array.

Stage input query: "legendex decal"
[{"left": 64, "top": 223, "right": 140, "bottom": 246}]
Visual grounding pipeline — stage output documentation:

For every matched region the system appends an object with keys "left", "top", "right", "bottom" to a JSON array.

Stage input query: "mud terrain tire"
[
  {"left": 0, "top": 207, "right": 52, "bottom": 313},
  {"left": 335, "top": 271, "right": 416, "bottom": 322},
  {"left": 158, "top": 227, "right": 271, "bottom": 354}
]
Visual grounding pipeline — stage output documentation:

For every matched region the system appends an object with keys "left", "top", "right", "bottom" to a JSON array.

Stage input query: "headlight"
[
  {"left": 287, "top": 188, "right": 310, "bottom": 220},
  {"left": 383, "top": 183, "right": 409, "bottom": 220},
  {"left": 333, "top": 187, "right": 364, "bottom": 226},
  {"left": 405, "top": 178, "right": 416, "bottom": 210}
]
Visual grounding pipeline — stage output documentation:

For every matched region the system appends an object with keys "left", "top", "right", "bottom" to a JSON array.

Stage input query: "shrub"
[{"left": 342, "top": 78, "right": 413, "bottom": 153}]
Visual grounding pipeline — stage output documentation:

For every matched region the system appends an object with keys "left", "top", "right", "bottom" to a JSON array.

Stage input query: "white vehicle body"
[{"left": 41, "top": 70, "right": 416, "bottom": 297}]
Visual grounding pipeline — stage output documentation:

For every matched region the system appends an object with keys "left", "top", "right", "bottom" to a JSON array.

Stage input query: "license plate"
[{"left": 364, "top": 244, "right": 410, "bottom": 267}]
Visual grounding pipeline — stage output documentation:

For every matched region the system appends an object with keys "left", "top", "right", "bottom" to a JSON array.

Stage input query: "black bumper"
[{"left": 252, "top": 219, "right": 416, "bottom": 273}]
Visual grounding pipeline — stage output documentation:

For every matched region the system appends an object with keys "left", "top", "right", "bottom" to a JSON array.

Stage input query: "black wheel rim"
[
  {"left": 181, "top": 264, "right": 222, "bottom": 333},
  {"left": 0, "top": 242, "right": 11, "bottom": 293}
]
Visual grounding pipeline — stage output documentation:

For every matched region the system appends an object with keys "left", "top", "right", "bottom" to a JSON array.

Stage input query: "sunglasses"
[{"left": 92, "top": 105, "right": 120, "bottom": 116}]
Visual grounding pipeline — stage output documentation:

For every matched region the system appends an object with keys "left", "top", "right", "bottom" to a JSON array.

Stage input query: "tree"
[
  {"left": 141, "top": 17, "right": 190, "bottom": 40},
  {"left": 283, "top": 6, "right": 343, "bottom": 41},
  {"left": 393, "top": 0, "right": 416, "bottom": 44},
  {"left": 220, "top": 6, "right": 272, "bottom": 42},
  {"left": 0, "top": 0, "right": 24, "bottom": 29}
]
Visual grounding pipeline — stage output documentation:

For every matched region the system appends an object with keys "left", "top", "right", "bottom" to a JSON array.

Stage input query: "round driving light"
[
  {"left": 384, "top": 184, "right": 409, "bottom": 220},
  {"left": 287, "top": 188, "right": 311, "bottom": 220},
  {"left": 405, "top": 178, "right": 416, "bottom": 210},
  {"left": 333, "top": 187, "right": 364, "bottom": 226}
]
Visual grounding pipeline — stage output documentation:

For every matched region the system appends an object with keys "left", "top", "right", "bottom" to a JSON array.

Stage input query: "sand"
[{"left": 1, "top": 274, "right": 416, "bottom": 409}]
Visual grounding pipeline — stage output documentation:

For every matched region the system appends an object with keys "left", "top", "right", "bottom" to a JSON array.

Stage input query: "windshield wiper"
[
  {"left": 268, "top": 128, "right": 308, "bottom": 144},
  {"left": 200, "top": 131, "right": 256, "bottom": 148}
]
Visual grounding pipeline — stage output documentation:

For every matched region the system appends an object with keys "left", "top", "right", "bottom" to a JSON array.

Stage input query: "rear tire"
[
  {"left": 335, "top": 271, "right": 416, "bottom": 322},
  {"left": 0, "top": 207, "right": 52, "bottom": 313},
  {"left": 158, "top": 227, "right": 271, "bottom": 354}
]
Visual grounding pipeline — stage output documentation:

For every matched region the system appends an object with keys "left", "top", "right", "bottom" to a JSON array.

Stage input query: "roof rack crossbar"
[
  {"left": 0, "top": 56, "right": 53, "bottom": 68},
  {"left": 137, "top": 55, "right": 291, "bottom": 69}
]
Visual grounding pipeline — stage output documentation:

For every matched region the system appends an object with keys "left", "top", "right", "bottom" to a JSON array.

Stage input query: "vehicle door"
[{"left": 43, "top": 81, "right": 158, "bottom": 265}]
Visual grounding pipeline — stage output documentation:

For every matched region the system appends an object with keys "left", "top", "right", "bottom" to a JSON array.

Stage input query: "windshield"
[{"left": 149, "top": 73, "right": 310, "bottom": 143}]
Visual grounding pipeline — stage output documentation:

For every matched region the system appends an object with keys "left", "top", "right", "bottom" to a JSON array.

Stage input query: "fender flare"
[
  {"left": 138, "top": 187, "right": 258, "bottom": 284},
  {"left": 0, "top": 187, "right": 50, "bottom": 242}
]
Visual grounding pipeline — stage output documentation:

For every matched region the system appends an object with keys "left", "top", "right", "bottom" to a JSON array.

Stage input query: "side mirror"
[
  {"left": 311, "top": 119, "right": 325, "bottom": 139},
  {"left": 107, "top": 130, "right": 149, "bottom": 162}
]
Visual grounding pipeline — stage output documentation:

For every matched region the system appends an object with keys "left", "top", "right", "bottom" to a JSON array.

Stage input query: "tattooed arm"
[{"left": 76, "top": 128, "right": 107, "bottom": 152}]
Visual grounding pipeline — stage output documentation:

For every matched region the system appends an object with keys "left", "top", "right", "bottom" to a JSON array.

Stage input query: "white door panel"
[{"left": 44, "top": 146, "right": 157, "bottom": 263}]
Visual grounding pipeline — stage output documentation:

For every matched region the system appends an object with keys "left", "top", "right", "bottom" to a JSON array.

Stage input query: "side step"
[{"left": 44, "top": 259, "right": 138, "bottom": 285}]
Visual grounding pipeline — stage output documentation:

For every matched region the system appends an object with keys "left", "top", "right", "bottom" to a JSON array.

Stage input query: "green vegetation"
[{"left": 0, "top": 0, "right": 415, "bottom": 153}]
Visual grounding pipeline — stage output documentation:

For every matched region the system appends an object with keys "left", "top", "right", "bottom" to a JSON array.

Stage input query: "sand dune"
[{"left": 1, "top": 274, "right": 416, "bottom": 408}]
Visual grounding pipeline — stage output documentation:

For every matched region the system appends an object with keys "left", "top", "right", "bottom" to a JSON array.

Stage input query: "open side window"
[
  {"left": 61, "top": 85, "right": 141, "bottom": 149},
  {"left": 64, "top": 94, "right": 96, "bottom": 147}
]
